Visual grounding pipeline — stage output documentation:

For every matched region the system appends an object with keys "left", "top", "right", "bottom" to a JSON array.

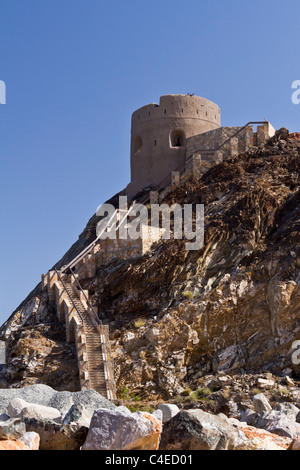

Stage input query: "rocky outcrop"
[{"left": 0, "top": 289, "right": 80, "bottom": 391}]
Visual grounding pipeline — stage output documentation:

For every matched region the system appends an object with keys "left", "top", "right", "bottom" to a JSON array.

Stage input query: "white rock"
[
  {"left": 158, "top": 404, "right": 180, "bottom": 424},
  {"left": 152, "top": 409, "right": 163, "bottom": 422},
  {"left": 19, "top": 432, "right": 40, "bottom": 450},
  {"left": 8, "top": 397, "right": 61, "bottom": 423},
  {"left": 253, "top": 393, "right": 272, "bottom": 413},
  {"left": 257, "top": 378, "right": 275, "bottom": 390},
  {"left": 115, "top": 406, "right": 131, "bottom": 416}
]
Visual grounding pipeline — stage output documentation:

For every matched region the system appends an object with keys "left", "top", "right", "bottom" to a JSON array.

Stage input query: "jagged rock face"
[
  {"left": 0, "top": 288, "right": 80, "bottom": 391},
  {"left": 1, "top": 133, "right": 300, "bottom": 400}
]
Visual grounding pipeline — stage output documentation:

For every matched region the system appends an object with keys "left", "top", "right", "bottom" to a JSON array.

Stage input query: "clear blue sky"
[{"left": 0, "top": 0, "right": 299, "bottom": 325}]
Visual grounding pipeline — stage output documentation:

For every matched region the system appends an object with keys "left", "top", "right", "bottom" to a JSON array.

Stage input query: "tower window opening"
[
  {"left": 170, "top": 129, "right": 186, "bottom": 148},
  {"left": 134, "top": 135, "right": 143, "bottom": 154}
]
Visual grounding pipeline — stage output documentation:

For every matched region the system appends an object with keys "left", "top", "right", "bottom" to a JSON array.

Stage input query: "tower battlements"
[{"left": 127, "top": 94, "right": 221, "bottom": 197}]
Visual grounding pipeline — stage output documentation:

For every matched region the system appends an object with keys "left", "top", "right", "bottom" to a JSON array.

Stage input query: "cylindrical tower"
[{"left": 126, "top": 94, "right": 221, "bottom": 197}]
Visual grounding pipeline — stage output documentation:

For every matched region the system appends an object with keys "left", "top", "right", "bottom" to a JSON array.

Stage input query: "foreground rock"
[
  {"left": 8, "top": 397, "right": 61, "bottom": 423},
  {"left": 0, "top": 417, "right": 26, "bottom": 440},
  {"left": 158, "top": 404, "right": 180, "bottom": 424},
  {"left": 81, "top": 408, "right": 162, "bottom": 451},
  {"left": 0, "top": 439, "right": 31, "bottom": 451},
  {"left": 0, "top": 384, "right": 116, "bottom": 417},
  {"left": 19, "top": 432, "right": 40, "bottom": 450},
  {"left": 253, "top": 394, "right": 272, "bottom": 414},
  {"left": 243, "top": 398, "right": 300, "bottom": 441},
  {"left": 236, "top": 425, "right": 292, "bottom": 450},
  {"left": 24, "top": 417, "right": 88, "bottom": 450},
  {"left": 62, "top": 404, "right": 91, "bottom": 428},
  {"left": 0, "top": 431, "right": 40, "bottom": 451},
  {"left": 0, "top": 384, "right": 117, "bottom": 450},
  {"left": 159, "top": 409, "right": 242, "bottom": 450}
]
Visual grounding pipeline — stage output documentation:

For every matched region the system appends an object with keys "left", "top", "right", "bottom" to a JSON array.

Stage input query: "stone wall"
[
  {"left": 186, "top": 122, "right": 276, "bottom": 163},
  {"left": 186, "top": 127, "right": 249, "bottom": 160},
  {"left": 73, "top": 225, "right": 163, "bottom": 279}
]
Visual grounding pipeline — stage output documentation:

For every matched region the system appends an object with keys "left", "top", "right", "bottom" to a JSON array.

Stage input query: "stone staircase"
[
  {"left": 42, "top": 270, "right": 116, "bottom": 400},
  {"left": 42, "top": 204, "right": 160, "bottom": 401}
]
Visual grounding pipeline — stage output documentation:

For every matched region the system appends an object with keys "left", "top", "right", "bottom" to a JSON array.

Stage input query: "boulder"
[
  {"left": 264, "top": 418, "right": 300, "bottom": 440},
  {"left": 9, "top": 397, "right": 61, "bottom": 423},
  {"left": 24, "top": 417, "right": 89, "bottom": 451},
  {"left": 273, "top": 403, "right": 300, "bottom": 421},
  {"left": 0, "top": 417, "right": 26, "bottom": 440},
  {"left": 257, "top": 378, "right": 275, "bottom": 390},
  {"left": 152, "top": 409, "right": 163, "bottom": 422},
  {"left": 19, "top": 432, "right": 40, "bottom": 450},
  {"left": 254, "top": 403, "right": 300, "bottom": 438},
  {"left": 62, "top": 404, "right": 91, "bottom": 428},
  {"left": 158, "top": 404, "right": 180, "bottom": 424},
  {"left": 291, "top": 439, "right": 300, "bottom": 450},
  {"left": 0, "top": 439, "right": 30, "bottom": 451},
  {"left": 240, "top": 409, "right": 259, "bottom": 427},
  {"left": 81, "top": 408, "right": 162, "bottom": 450},
  {"left": 253, "top": 394, "right": 272, "bottom": 414},
  {"left": 159, "top": 409, "right": 242, "bottom": 450},
  {"left": 236, "top": 425, "right": 292, "bottom": 450},
  {"left": 114, "top": 406, "right": 131, "bottom": 416}
]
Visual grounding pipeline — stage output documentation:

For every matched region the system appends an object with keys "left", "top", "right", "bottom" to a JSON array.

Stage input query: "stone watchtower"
[{"left": 126, "top": 94, "right": 221, "bottom": 197}]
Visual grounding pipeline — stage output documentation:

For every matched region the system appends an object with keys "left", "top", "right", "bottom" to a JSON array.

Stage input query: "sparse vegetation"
[
  {"left": 183, "top": 291, "right": 194, "bottom": 299},
  {"left": 134, "top": 318, "right": 146, "bottom": 328},
  {"left": 181, "top": 387, "right": 193, "bottom": 397},
  {"left": 190, "top": 387, "right": 212, "bottom": 400}
]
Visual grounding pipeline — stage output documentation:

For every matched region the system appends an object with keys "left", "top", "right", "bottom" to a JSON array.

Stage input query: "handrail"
[
  {"left": 61, "top": 203, "right": 136, "bottom": 274},
  {"left": 69, "top": 267, "right": 115, "bottom": 400},
  {"left": 54, "top": 268, "right": 92, "bottom": 390},
  {"left": 61, "top": 209, "right": 119, "bottom": 273}
]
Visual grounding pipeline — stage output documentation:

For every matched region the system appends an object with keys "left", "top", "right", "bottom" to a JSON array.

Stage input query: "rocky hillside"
[{"left": 1, "top": 130, "right": 300, "bottom": 404}]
